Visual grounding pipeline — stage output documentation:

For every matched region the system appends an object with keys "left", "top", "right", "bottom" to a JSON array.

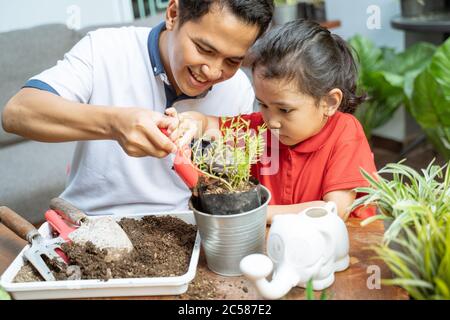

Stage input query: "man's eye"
[
  {"left": 227, "top": 59, "right": 240, "bottom": 66},
  {"left": 196, "top": 44, "right": 213, "bottom": 54}
]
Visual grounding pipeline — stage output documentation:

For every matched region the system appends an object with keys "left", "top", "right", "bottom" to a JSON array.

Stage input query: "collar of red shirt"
[{"left": 266, "top": 112, "right": 340, "bottom": 154}]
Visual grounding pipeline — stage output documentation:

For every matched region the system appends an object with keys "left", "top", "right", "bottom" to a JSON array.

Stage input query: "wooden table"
[{"left": 0, "top": 219, "right": 408, "bottom": 300}]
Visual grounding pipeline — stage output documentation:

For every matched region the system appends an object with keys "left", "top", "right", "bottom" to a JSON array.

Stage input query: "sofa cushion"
[
  {"left": 0, "top": 24, "right": 81, "bottom": 146},
  {"left": 0, "top": 140, "right": 76, "bottom": 224},
  {"left": 77, "top": 13, "right": 165, "bottom": 36}
]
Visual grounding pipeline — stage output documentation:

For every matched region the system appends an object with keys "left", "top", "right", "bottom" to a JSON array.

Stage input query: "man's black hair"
[{"left": 178, "top": 0, "right": 274, "bottom": 38}]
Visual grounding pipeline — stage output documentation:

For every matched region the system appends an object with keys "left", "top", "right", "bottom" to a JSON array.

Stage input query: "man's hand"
[{"left": 111, "top": 107, "right": 178, "bottom": 158}]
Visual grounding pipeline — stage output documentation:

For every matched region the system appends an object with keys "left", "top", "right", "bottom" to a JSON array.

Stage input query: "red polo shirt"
[{"left": 220, "top": 112, "right": 377, "bottom": 218}]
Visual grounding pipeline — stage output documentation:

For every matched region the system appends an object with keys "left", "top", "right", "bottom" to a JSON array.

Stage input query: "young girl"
[{"left": 166, "top": 20, "right": 377, "bottom": 222}]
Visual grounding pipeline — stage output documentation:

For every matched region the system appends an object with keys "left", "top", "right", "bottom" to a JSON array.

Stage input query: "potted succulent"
[
  {"left": 188, "top": 116, "right": 272, "bottom": 276},
  {"left": 190, "top": 116, "right": 267, "bottom": 215},
  {"left": 351, "top": 160, "right": 450, "bottom": 299}
]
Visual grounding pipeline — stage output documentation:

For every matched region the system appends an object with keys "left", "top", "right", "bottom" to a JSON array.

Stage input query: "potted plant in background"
[
  {"left": 349, "top": 35, "right": 450, "bottom": 160},
  {"left": 189, "top": 116, "right": 272, "bottom": 276},
  {"left": 351, "top": 159, "right": 450, "bottom": 299},
  {"left": 274, "top": 0, "right": 299, "bottom": 25},
  {"left": 406, "top": 37, "right": 450, "bottom": 160},
  {"left": 349, "top": 35, "right": 436, "bottom": 140}
]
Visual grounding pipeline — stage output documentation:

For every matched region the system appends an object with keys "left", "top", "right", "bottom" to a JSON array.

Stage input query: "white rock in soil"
[{"left": 69, "top": 217, "right": 133, "bottom": 261}]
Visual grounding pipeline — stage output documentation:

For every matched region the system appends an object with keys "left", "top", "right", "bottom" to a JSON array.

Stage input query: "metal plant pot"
[{"left": 189, "top": 185, "right": 271, "bottom": 276}]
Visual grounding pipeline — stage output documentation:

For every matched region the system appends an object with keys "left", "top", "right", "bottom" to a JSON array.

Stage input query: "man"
[{"left": 1, "top": 0, "right": 274, "bottom": 215}]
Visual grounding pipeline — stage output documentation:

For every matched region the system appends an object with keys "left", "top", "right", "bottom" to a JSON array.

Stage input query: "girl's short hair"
[{"left": 249, "top": 20, "right": 366, "bottom": 113}]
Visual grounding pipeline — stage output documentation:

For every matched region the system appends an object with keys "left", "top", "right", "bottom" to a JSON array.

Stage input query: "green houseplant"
[
  {"left": 351, "top": 160, "right": 450, "bottom": 299},
  {"left": 349, "top": 35, "right": 436, "bottom": 139},
  {"left": 406, "top": 37, "right": 450, "bottom": 160}
]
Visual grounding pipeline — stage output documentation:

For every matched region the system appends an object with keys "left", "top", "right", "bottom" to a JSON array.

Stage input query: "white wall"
[
  {"left": 326, "top": 0, "right": 405, "bottom": 51},
  {"left": 326, "top": 0, "right": 407, "bottom": 141},
  {"left": 0, "top": 0, "right": 134, "bottom": 32}
]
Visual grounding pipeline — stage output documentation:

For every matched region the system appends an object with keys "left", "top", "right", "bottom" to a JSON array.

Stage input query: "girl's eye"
[
  {"left": 279, "top": 108, "right": 291, "bottom": 114},
  {"left": 258, "top": 102, "right": 267, "bottom": 109}
]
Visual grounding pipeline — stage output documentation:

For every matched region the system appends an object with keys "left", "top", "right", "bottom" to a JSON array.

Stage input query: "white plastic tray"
[{"left": 0, "top": 211, "right": 201, "bottom": 300}]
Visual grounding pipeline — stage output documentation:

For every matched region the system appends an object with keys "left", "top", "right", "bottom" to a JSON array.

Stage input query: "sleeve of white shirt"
[{"left": 25, "top": 33, "right": 94, "bottom": 104}]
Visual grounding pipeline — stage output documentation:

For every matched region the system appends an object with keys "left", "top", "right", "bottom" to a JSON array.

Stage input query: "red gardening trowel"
[
  {"left": 160, "top": 127, "right": 204, "bottom": 189},
  {"left": 44, "top": 209, "right": 77, "bottom": 263}
]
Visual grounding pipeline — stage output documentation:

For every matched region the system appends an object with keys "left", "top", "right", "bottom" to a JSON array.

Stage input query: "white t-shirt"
[{"left": 25, "top": 23, "right": 254, "bottom": 216}]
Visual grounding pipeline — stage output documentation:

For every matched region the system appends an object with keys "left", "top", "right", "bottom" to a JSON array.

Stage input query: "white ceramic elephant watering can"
[{"left": 240, "top": 202, "right": 349, "bottom": 299}]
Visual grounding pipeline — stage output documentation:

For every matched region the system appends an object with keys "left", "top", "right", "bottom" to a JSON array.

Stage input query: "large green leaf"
[
  {"left": 349, "top": 35, "right": 383, "bottom": 78},
  {"left": 409, "top": 38, "right": 450, "bottom": 160},
  {"left": 382, "top": 42, "right": 436, "bottom": 76},
  {"left": 354, "top": 70, "right": 404, "bottom": 138},
  {"left": 349, "top": 36, "right": 429, "bottom": 138},
  {"left": 387, "top": 43, "right": 436, "bottom": 98}
]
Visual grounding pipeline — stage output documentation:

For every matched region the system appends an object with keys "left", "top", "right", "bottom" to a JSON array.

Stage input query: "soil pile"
[{"left": 14, "top": 215, "right": 197, "bottom": 282}]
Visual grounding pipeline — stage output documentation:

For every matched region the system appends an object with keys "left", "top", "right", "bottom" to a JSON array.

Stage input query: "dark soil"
[
  {"left": 200, "top": 177, "right": 256, "bottom": 195},
  {"left": 194, "top": 177, "right": 262, "bottom": 215},
  {"left": 14, "top": 216, "right": 197, "bottom": 282}
]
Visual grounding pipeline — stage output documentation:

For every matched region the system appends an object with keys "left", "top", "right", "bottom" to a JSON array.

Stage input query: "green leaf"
[
  {"left": 305, "top": 279, "right": 314, "bottom": 300},
  {"left": 409, "top": 38, "right": 450, "bottom": 160},
  {"left": 382, "top": 42, "right": 436, "bottom": 77},
  {"left": 0, "top": 286, "right": 11, "bottom": 300},
  {"left": 349, "top": 35, "right": 383, "bottom": 76}
]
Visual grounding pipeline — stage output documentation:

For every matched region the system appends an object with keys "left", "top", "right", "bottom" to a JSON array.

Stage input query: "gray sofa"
[{"left": 0, "top": 15, "right": 164, "bottom": 224}]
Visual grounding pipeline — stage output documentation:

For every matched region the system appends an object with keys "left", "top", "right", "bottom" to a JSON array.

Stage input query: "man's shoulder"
[{"left": 84, "top": 26, "right": 150, "bottom": 46}]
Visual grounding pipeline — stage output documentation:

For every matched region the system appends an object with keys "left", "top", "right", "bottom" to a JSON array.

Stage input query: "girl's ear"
[
  {"left": 165, "top": 0, "right": 179, "bottom": 31},
  {"left": 322, "top": 88, "right": 343, "bottom": 117}
]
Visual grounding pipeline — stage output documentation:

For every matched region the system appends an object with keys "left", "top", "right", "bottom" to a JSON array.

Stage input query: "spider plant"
[
  {"left": 305, "top": 279, "right": 331, "bottom": 300},
  {"left": 191, "top": 115, "right": 267, "bottom": 192},
  {"left": 351, "top": 160, "right": 450, "bottom": 299},
  {"left": 351, "top": 159, "right": 450, "bottom": 243},
  {"left": 372, "top": 211, "right": 450, "bottom": 300}
]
